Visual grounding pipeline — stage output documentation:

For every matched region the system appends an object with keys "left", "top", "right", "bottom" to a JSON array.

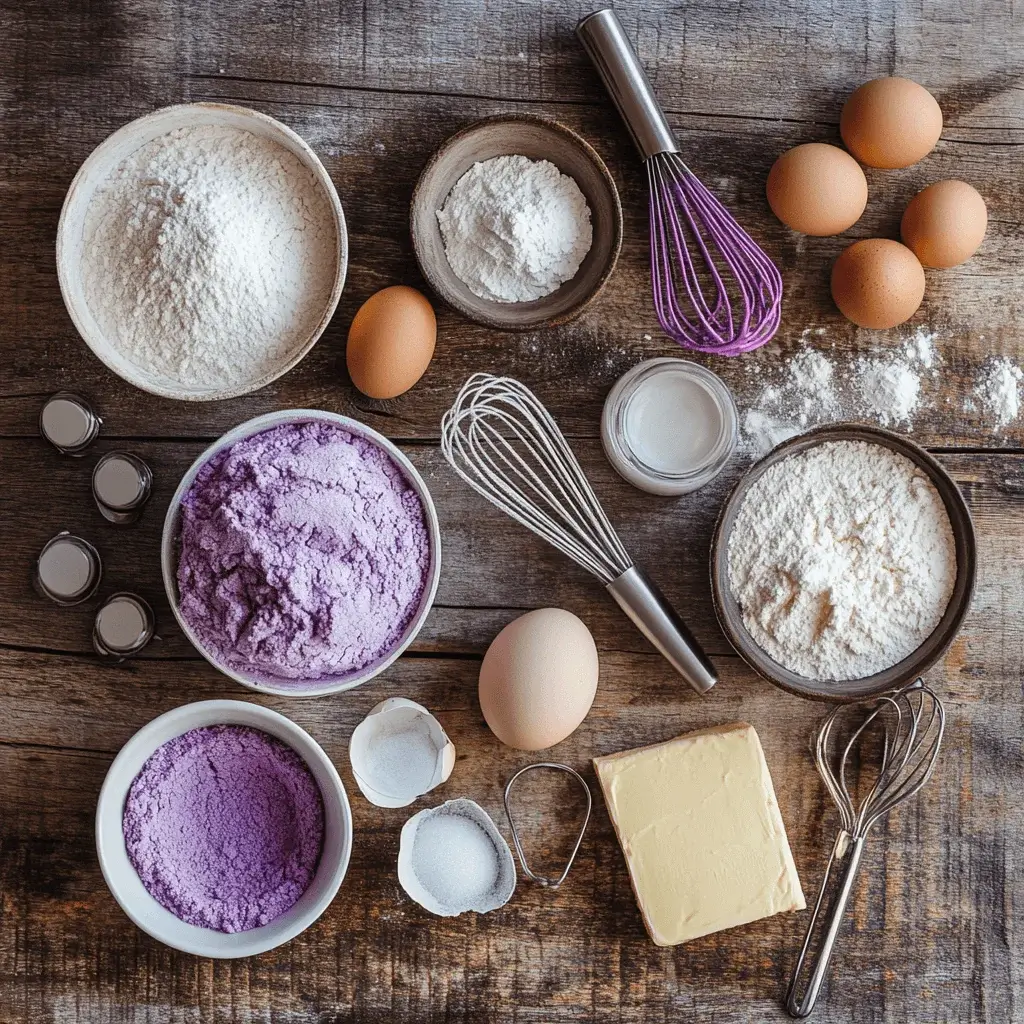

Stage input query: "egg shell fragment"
[
  {"left": 398, "top": 798, "right": 517, "bottom": 917},
  {"left": 349, "top": 697, "right": 455, "bottom": 808}
]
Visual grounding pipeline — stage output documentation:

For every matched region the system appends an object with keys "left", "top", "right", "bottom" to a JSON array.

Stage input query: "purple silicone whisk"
[{"left": 577, "top": 9, "right": 782, "bottom": 356}]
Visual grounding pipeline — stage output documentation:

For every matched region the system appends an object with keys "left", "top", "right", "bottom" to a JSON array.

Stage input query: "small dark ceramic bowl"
[
  {"left": 410, "top": 114, "right": 622, "bottom": 330},
  {"left": 710, "top": 424, "right": 977, "bottom": 702}
]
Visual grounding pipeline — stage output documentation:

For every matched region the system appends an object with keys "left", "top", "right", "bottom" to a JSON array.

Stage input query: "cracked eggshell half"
[
  {"left": 348, "top": 698, "right": 455, "bottom": 808},
  {"left": 397, "top": 798, "right": 517, "bottom": 917}
]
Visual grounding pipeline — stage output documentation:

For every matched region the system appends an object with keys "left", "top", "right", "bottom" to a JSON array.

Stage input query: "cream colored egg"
[
  {"left": 478, "top": 608, "right": 598, "bottom": 751},
  {"left": 346, "top": 285, "right": 436, "bottom": 399}
]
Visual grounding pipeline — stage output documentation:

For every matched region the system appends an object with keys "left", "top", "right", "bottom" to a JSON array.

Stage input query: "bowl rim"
[
  {"left": 95, "top": 699, "right": 352, "bottom": 958},
  {"left": 710, "top": 423, "right": 977, "bottom": 702},
  {"left": 161, "top": 409, "right": 443, "bottom": 696},
  {"left": 56, "top": 101, "right": 349, "bottom": 402},
  {"left": 410, "top": 112, "right": 623, "bottom": 331}
]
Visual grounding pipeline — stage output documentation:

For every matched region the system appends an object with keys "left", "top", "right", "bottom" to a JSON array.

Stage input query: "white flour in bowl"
[
  {"left": 437, "top": 155, "right": 592, "bottom": 303},
  {"left": 727, "top": 440, "right": 957, "bottom": 682},
  {"left": 81, "top": 124, "right": 337, "bottom": 391}
]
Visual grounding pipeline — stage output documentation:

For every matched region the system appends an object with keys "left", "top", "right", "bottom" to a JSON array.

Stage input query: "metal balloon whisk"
[
  {"left": 577, "top": 8, "right": 782, "bottom": 355},
  {"left": 786, "top": 680, "right": 945, "bottom": 1018},
  {"left": 441, "top": 373, "right": 716, "bottom": 695}
]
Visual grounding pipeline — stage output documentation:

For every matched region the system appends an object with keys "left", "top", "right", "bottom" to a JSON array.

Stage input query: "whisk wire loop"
[
  {"left": 441, "top": 374, "right": 633, "bottom": 585},
  {"left": 786, "top": 681, "right": 944, "bottom": 1018},
  {"left": 650, "top": 152, "right": 783, "bottom": 355}
]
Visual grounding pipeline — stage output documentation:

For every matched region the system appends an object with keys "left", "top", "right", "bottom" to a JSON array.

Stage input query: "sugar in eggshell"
[
  {"left": 766, "top": 143, "right": 868, "bottom": 236},
  {"left": 346, "top": 285, "right": 436, "bottom": 399},
  {"left": 348, "top": 698, "right": 455, "bottom": 808},
  {"left": 397, "top": 798, "right": 517, "bottom": 916},
  {"left": 831, "top": 238, "right": 926, "bottom": 330},
  {"left": 901, "top": 180, "right": 987, "bottom": 268}
]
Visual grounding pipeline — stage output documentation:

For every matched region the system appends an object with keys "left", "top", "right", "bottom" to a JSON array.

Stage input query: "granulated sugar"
[
  {"left": 975, "top": 357, "right": 1023, "bottom": 429},
  {"left": 727, "top": 440, "right": 957, "bottom": 682}
]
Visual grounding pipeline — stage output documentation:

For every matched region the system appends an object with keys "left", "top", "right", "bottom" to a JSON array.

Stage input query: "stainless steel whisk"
[
  {"left": 441, "top": 373, "right": 716, "bottom": 695},
  {"left": 786, "top": 680, "right": 945, "bottom": 1018},
  {"left": 577, "top": 9, "right": 782, "bottom": 355}
]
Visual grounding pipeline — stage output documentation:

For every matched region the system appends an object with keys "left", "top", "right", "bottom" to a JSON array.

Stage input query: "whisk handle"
[
  {"left": 606, "top": 566, "right": 716, "bottom": 694},
  {"left": 576, "top": 9, "right": 678, "bottom": 160},
  {"left": 785, "top": 831, "right": 866, "bottom": 1019}
]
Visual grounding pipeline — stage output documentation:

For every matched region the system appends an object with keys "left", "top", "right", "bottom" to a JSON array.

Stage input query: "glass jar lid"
[{"left": 601, "top": 358, "right": 738, "bottom": 495}]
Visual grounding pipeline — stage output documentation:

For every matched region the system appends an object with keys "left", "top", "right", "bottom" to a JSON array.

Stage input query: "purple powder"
[
  {"left": 176, "top": 421, "right": 431, "bottom": 686},
  {"left": 123, "top": 725, "right": 325, "bottom": 933}
]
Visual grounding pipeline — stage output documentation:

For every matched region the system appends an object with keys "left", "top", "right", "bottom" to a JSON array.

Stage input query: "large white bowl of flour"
[
  {"left": 711, "top": 424, "right": 977, "bottom": 701},
  {"left": 57, "top": 103, "right": 347, "bottom": 401}
]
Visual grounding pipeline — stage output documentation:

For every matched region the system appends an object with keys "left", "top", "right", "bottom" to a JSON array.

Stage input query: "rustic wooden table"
[{"left": 2, "top": 1, "right": 1022, "bottom": 1021}]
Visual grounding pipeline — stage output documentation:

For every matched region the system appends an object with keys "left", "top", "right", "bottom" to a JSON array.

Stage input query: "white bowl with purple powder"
[
  {"left": 162, "top": 410, "right": 442, "bottom": 696},
  {"left": 96, "top": 700, "right": 352, "bottom": 957}
]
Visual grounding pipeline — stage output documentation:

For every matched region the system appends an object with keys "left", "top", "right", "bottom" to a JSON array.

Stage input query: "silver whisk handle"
[
  {"left": 576, "top": 9, "right": 678, "bottom": 161},
  {"left": 786, "top": 830, "right": 867, "bottom": 1019},
  {"left": 606, "top": 566, "right": 716, "bottom": 695}
]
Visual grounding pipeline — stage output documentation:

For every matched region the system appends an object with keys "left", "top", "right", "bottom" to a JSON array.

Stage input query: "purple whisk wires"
[{"left": 649, "top": 153, "right": 782, "bottom": 356}]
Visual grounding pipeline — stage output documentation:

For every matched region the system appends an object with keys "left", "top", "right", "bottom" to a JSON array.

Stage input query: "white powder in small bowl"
[
  {"left": 727, "top": 440, "right": 957, "bottom": 682},
  {"left": 436, "top": 154, "right": 592, "bottom": 303}
]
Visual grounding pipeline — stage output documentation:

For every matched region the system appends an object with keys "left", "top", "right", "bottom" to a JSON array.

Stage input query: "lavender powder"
[
  {"left": 176, "top": 421, "right": 431, "bottom": 685},
  {"left": 123, "top": 725, "right": 324, "bottom": 933}
]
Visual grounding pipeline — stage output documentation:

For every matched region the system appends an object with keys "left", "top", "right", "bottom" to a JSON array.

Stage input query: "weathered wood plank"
[
  {"left": 3, "top": 442, "right": 1022, "bottom": 668},
  {"left": 0, "top": 643, "right": 1013, "bottom": 1023},
  {"left": 1, "top": 65, "right": 1023, "bottom": 444}
]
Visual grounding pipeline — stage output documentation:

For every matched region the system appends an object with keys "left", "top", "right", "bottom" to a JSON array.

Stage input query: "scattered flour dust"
[
  {"left": 82, "top": 124, "right": 337, "bottom": 391},
  {"left": 855, "top": 357, "right": 921, "bottom": 426},
  {"left": 727, "top": 440, "right": 957, "bottom": 682},
  {"left": 975, "top": 357, "right": 1023, "bottom": 429}
]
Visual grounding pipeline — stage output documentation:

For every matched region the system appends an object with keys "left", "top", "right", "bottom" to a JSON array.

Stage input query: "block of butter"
[{"left": 593, "top": 722, "right": 804, "bottom": 946}]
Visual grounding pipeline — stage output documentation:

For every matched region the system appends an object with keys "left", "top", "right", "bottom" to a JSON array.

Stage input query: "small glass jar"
[{"left": 601, "top": 358, "right": 738, "bottom": 495}]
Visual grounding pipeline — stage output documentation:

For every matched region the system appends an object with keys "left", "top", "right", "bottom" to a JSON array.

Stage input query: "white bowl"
[
  {"left": 96, "top": 700, "right": 352, "bottom": 958},
  {"left": 57, "top": 102, "right": 348, "bottom": 401},
  {"left": 161, "top": 410, "right": 443, "bottom": 696}
]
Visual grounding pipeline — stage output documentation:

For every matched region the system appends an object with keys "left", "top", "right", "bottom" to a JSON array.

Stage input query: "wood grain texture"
[{"left": 1, "top": 0, "right": 1023, "bottom": 1020}]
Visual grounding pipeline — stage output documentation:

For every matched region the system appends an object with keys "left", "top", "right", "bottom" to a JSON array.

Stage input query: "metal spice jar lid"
[
  {"left": 40, "top": 393, "right": 101, "bottom": 455},
  {"left": 93, "top": 593, "right": 155, "bottom": 658},
  {"left": 36, "top": 532, "right": 102, "bottom": 605},
  {"left": 92, "top": 452, "right": 152, "bottom": 523}
]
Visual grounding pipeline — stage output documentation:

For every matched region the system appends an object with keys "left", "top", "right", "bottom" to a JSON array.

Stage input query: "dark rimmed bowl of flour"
[
  {"left": 411, "top": 114, "right": 622, "bottom": 330},
  {"left": 57, "top": 103, "right": 347, "bottom": 401},
  {"left": 96, "top": 700, "right": 352, "bottom": 958},
  {"left": 161, "top": 410, "right": 442, "bottom": 696},
  {"left": 710, "top": 424, "right": 976, "bottom": 702}
]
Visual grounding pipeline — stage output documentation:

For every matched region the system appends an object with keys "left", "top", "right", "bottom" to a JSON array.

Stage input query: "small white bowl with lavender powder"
[
  {"left": 96, "top": 700, "right": 351, "bottom": 957},
  {"left": 162, "top": 410, "right": 442, "bottom": 696}
]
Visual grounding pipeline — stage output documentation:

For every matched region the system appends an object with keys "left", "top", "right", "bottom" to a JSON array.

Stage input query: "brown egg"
[
  {"left": 831, "top": 239, "right": 926, "bottom": 329},
  {"left": 346, "top": 285, "right": 436, "bottom": 399},
  {"left": 840, "top": 77, "right": 942, "bottom": 169},
  {"left": 901, "top": 179, "right": 987, "bottom": 268},
  {"left": 478, "top": 608, "right": 598, "bottom": 751},
  {"left": 766, "top": 143, "right": 868, "bottom": 236}
]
